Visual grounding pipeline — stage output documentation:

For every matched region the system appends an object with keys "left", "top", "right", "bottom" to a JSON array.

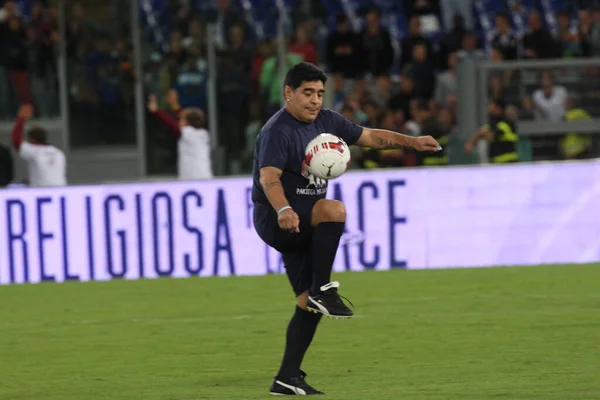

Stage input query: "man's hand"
[
  {"left": 278, "top": 208, "right": 300, "bottom": 233},
  {"left": 18, "top": 104, "right": 33, "bottom": 120},
  {"left": 147, "top": 94, "right": 158, "bottom": 112},
  {"left": 412, "top": 135, "right": 441, "bottom": 152}
]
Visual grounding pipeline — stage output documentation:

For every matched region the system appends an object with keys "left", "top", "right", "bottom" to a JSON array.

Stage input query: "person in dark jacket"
[
  {"left": 0, "top": 143, "right": 15, "bottom": 187},
  {"left": 359, "top": 7, "right": 394, "bottom": 77},
  {"left": 325, "top": 13, "right": 364, "bottom": 78}
]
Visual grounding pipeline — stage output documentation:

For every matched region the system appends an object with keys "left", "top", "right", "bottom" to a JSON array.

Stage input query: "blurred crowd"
[{"left": 2, "top": 0, "right": 600, "bottom": 175}]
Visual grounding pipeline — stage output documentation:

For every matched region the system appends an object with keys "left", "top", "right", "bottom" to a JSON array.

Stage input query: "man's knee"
[
  {"left": 311, "top": 200, "right": 346, "bottom": 226},
  {"left": 296, "top": 291, "right": 309, "bottom": 310}
]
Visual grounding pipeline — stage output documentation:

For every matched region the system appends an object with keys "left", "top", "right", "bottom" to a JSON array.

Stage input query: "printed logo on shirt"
[{"left": 297, "top": 160, "right": 327, "bottom": 195}]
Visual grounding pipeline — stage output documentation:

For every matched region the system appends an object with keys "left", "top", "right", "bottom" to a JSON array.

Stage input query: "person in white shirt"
[
  {"left": 11, "top": 104, "right": 67, "bottom": 187},
  {"left": 148, "top": 92, "right": 213, "bottom": 180},
  {"left": 523, "top": 70, "right": 568, "bottom": 122}
]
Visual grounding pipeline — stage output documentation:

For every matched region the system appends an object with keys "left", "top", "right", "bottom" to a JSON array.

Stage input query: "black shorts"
[{"left": 253, "top": 200, "right": 318, "bottom": 296}]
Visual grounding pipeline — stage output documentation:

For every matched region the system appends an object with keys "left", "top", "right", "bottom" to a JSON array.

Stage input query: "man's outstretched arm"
[{"left": 356, "top": 127, "right": 441, "bottom": 152}]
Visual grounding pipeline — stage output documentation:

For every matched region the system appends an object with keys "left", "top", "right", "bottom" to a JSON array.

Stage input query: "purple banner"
[{"left": 1, "top": 160, "right": 599, "bottom": 284}]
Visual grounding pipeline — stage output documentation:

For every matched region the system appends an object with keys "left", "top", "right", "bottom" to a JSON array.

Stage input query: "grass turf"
[{"left": 1, "top": 264, "right": 599, "bottom": 400}]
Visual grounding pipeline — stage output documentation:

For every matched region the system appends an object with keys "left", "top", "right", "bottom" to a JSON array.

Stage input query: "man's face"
[
  {"left": 495, "top": 16, "right": 508, "bottom": 32},
  {"left": 488, "top": 103, "right": 502, "bottom": 118},
  {"left": 558, "top": 14, "right": 569, "bottom": 29},
  {"left": 286, "top": 81, "right": 324, "bottom": 123},
  {"left": 337, "top": 20, "right": 349, "bottom": 33},
  {"left": 541, "top": 72, "right": 553, "bottom": 91},
  {"left": 413, "top": 44, "right": 426, "bottom": 62},
  {"left": 409, "top": 16, "right": 420, "bottom": 35},
  {"left": 217, "top": 0, "right": 229, "bottom": 12},
  {"left": 366, "top": 12, "right": 379, "bottom": 33},
  {"left": 528, "top": 12, "right": 541, "bottom": 30}
]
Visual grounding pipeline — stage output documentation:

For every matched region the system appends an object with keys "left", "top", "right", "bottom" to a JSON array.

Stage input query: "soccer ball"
[{"left": 304, "top": 133, "right": 351, "bottom": 180}]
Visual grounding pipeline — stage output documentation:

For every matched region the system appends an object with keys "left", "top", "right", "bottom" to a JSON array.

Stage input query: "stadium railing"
[{"left": 457, "top": 54, "right": 600, "bottom": 164}]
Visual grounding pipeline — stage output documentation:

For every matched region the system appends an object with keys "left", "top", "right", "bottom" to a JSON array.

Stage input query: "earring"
[{"left": 286, "top": 98, "right": 291, "bottom": 102}]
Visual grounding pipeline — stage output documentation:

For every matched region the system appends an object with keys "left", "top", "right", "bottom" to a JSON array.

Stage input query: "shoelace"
[{"left": 324, "top": 289, "right": 356, "bottom": 311}]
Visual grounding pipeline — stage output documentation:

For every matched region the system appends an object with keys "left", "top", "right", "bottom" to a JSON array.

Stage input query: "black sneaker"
[
  {"left": 269, "top": 372, "right": 324, "bottom": 396},
  {"left": 307, "top": 281, "right": 354, "bottom": 318}
]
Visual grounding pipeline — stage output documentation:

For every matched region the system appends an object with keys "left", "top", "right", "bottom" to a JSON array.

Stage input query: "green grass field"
[{"left": 1, "top": 264, "right": 600, "bottom": 400}]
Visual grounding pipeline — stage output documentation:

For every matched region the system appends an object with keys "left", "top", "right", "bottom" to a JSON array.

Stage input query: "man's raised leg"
[{"left": 306, "top": 199, "right": 353, "bottom": 318}]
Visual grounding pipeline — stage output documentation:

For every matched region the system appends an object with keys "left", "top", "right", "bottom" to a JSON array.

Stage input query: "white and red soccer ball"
[{"left": 304, "top": 133, "right": 351, "bottom": 180}]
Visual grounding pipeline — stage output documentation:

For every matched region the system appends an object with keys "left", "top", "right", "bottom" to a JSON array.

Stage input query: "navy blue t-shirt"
[{"left": 252, "top": 108, "right": 363, "bottom": 206}]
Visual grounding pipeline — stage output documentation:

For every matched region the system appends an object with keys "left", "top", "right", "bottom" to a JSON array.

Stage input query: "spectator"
[
  {"left": 464, "top": 99, "right": 519, "bottom": 164},
  {"left": 360, "top": 7, "right": 394, "bottom": 77},
  {"left": 369, "top": 75, "right": 397, "bottom": 109},
  {"left": 490, "top": 12, "right": 518, "bottom": 60},
  {"left": 440, "top": 0, "right": 473, "bottom": 32},
  {"left": 579, "top": 9, "right": 593, "bottom": 56},
  {"left": 3, "top": 16, "right": 32, "bottom": 105},
  {"left": 65, "top": 2, "right": 96, "bottom": 60},
  {"left": 434, "top": 52, "right": 457, "bottom": 108},
  {"left": 331, "top": 74, "right": 347, "bottom": 111},
  {"left": 560, "top": 95, "right": 593, "bottom": 160},
  {"left": 250, "top": 39, "right": 275, "bottom": 113},
  {"left": 388, "top": 73, "right": 415, "bottom": 123},
  {"left": 400, "top": 16, "right": 434, "bottom": 70},
  {"left": 29, "top": 1, "right": 59, "bottom": 116},
  {"left": 522, "top": 11, "right": 561, "bottom": 59},
  {"left": 344, "top": 93, "right": 368, "bottom": 124},
  {"left": 406, "top": 0, "right": 441, "bottom": 18},
  {"left": 403, "top": 43, "right": 436, "bottom": 100},
  {"left": 174, "top": 47, "right": 208, "bottom": 110},
  {"left": 205, "top": 0, "right": 245, "bottom": 50},
  {"left": 290, "top": 24, "right": 318, "bottom": 65},
  {"left": 148, "top": 94, "right": 213, "bottom": 180},
  {"left": 362, "top": 100, "right": 380, "bottom": 127},
  {"left": 461, "top": 31, "right": 482, "bottom": 53},
  {"left": 11, "top": 104, "right": 67, "bottom": 187},
  {"left": 556, "top": 10, "right": 582, "bottom": 57},
  {"left": 589, "top": 6, "right": 600, "bottom": 56},
  {"left": 182, "top": 18, "right": 204, "bottom": 52},
  {"left": 259, "top": 51, "right": 303, "bottom": 117},
  {"left": 0, "top": 142, "right": 14, "bottom": 187},
  {"left": 166, "top": 31, "right": 188, "bottom": 68},
  {"left": 523, "top": 71, "right": 568, "bottom": 122},
  {"left": 325, "top": 13, "right": 363, "bottom": 78},
  {"left": 229, "top": 24, "right": 253, "bottom": 71},
  {"left": 217, "top": 50, "right": 250, "bottom": 160},
  {"left": 438, "top": 14, "right": 467, "bottom": 70}
]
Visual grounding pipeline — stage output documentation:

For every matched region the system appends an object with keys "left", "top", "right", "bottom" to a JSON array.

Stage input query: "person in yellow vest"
[
  {"left": 464, "top": 99, "right": 519, "bottom": 163},
  {"left": 560, "top": 96, "right": 593, "bottom": 159}
]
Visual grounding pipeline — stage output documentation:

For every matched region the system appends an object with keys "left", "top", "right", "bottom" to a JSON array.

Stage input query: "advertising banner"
[{"left": 1, "top": 160, "right": 599, "bottom": 284}]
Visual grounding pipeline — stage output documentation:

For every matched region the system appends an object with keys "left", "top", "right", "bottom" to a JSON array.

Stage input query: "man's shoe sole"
[{"left": 306, "top": 298, "right": 353, "bottom": 319}]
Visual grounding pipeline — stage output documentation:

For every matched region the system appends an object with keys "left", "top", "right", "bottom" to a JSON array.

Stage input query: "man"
[
  {"left": 464, "top": 99, "right": 519, "bottom": 164},
  {"left": 325, "top": 13, "right": 363, "bottom": 79},
  {"left": 148, "top": 92, "right": 213, "bottom": 180},
  {"left": 359, "top": 7, "right": 394, "bottom": 77},
  {"left": 11, "top": 104, "right": 66, "bottom": 187},
  {"left": 521, "top": 11, "right": 561, "bottom": 59},
  {"left": 0, "top": 142, "right": 14, "bottom": 187},
  {"left": 524, "top": 71, "right": 568, "bottom": 122},
  {"left": 490, "top": 12, "right": 518, "bottom": 61},
  {"left": 400, "top": 15, "right": 434, "bottom": 70},
  {"left": 252, "top": 62, "right": 440, "bottom": 395}
]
